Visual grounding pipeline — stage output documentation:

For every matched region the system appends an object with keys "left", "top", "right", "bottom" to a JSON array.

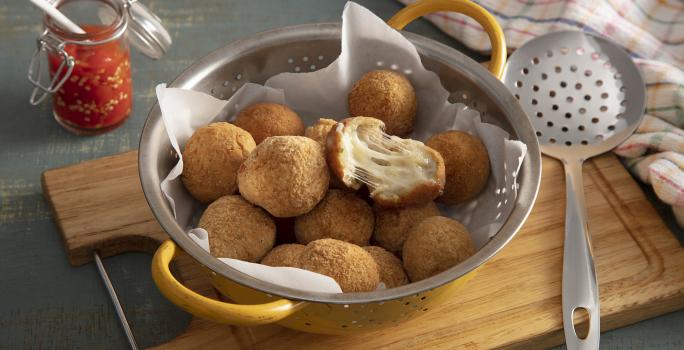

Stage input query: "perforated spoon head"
[{"left": 503, "top": 31, "right": 645, "bottom": 161}]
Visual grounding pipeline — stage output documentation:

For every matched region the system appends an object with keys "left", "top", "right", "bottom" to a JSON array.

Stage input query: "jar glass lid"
[{"left": 99, "top": 0, "right": 171, "bottom": 59}]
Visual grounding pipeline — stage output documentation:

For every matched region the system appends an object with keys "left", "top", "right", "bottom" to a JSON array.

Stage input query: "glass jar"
[{"left": 28, "top": 0, "right": 170, "bottom": 135}]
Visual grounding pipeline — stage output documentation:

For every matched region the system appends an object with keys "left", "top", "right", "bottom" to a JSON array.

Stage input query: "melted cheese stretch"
[{"left": 341, "top": 124, "right": 437, "bottom": 195}]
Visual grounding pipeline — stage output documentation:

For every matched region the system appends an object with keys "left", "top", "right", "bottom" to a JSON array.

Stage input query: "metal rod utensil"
[{"left": 94, "top": 252, "right": 140, "bottom": 350}]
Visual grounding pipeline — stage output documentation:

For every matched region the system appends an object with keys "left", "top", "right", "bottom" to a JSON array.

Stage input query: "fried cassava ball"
[
  {"left": 373, "top": 201, "right": 441, "bottom": 254},
  {"left": 348, "top": 70, "right": 417, "bottom": 136},
  {"left": 238, "top": 136, "right": 329, "bottom": 217},
  {"left": 234, "top": 102, "right": 305, "bottom": 144},
  {"left": 363, "top": 246, "right": 409, "bottom": 288},
  {"left": 304, "top": 118, "right": 337, "bottom": 146},
  {"left": 182, "top": 122, "right": 256, "bottom": 203},
  {"left": 299, "top": 239, "right": 380, "bottom": 292},
  {"left": 295, "top": 189, "right": 374, "bottom": 246},
  {"left": 402, "top": 216, "right": 475, "bottom": 282},
  {"left": 425, "top": 131, "right": 490, "bottom": 204},
  {"left": 260, "top": 244, "right": 306, "bottom": 268},
  {"left": 327, "top": 116, "right": 445, "bottom": 207},
  {"left": 198, "top": 195, "right": 275, "bottom": 262}
]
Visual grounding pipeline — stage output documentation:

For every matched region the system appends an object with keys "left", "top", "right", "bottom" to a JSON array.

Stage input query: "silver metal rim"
[{"left": 139, "top": 22, "right": 542, "bottom": 304}]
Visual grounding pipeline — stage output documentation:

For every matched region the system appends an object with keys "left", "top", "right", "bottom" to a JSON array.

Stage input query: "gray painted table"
[{"left": 0, "top": 0, "right": 682, "bottom": 349}]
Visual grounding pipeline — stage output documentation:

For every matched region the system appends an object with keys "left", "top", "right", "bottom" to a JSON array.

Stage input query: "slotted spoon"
[{"left": 503, "top": 31, "right": 646, "bottom": 350}]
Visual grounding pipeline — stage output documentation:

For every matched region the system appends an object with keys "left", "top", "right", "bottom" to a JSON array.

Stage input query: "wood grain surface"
[
  {"left": 41, "top": 150, "right": 684, "bottom": 349},
  {"left": 2, "top": 0, "right": 684, "bottom": 348}
]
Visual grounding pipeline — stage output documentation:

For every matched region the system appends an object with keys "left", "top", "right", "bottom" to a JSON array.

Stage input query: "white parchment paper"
[{"left": 155, "top": 2, "right": 526, "bottom": 293}]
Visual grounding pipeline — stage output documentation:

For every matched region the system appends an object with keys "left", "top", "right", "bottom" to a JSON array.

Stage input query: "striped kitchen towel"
[{"left": 399, "top": 0, "right": 684, "bottom": 227}]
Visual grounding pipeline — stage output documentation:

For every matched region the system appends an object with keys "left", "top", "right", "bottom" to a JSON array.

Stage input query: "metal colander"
[{"left": 140, "top": 0, "right": 541, "bottom": 335}]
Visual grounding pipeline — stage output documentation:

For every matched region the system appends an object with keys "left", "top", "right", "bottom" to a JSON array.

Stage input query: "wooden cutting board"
[{"left": 41, "top": 150, "right": 684, "bottom": 349}]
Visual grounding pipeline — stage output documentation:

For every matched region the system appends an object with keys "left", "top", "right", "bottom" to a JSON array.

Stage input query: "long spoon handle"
[
  {"left": 29, "top": 0, "right": 86, "bottom": 34},
  {"left": 561, "top": 158, "right": 600, "bottom": 350}
]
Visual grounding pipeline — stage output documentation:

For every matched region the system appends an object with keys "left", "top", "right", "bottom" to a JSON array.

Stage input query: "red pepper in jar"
[
  {"left": 27, "top": 0, "right": 169, "bottom": 134},
  {"left": 48, "top": 25, "right": 132, "bottom": 131}
]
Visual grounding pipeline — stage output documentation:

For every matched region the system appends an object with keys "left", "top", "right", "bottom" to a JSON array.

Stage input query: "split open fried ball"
[
  {"left": 260, "top": 243, "right": 306, "bottom": 268},
  {"left": 348, "top": 70, "right": 417, "bottom": 136},
  {"left": 238, "top": 136, "right": 329, "bottom": 217},
  {"left": 294, "top": 189, "right": 374, "bottom": 246},
  {"left": 426, "top": 130, "right": 490, "bottom": 204},
  {"left": 326, "top": 116, "right": 445, "bottom": 207},
  {"left": 402, "top": 216, "right": 475, "bottom": 282},
  {"left": 181, "top": 122, "right": 256, "bottom": 204},
  {"left": 363, "top": 246, "right": 409, "bottom": 288},
  {"left": 198, "top": 195, "right": 276, "bottom": 262},
  {"left": 299, "top": 238, "right": 380, "bottom": 293},
  {"left": 234, "top": 102, "right": 305, "bottom": 144},
  {"left": 373, "top": 201, "right": 441, "bottom": 254}
]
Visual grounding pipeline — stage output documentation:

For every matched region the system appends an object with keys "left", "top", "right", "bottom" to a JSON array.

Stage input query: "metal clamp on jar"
[{"left": 27, "top": 0, "right": 171, "bottom": 135}]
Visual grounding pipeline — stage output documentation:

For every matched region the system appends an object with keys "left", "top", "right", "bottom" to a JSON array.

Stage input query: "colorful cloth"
[{"left": 399, "top": 0, "right": 684, "bottom": 227}]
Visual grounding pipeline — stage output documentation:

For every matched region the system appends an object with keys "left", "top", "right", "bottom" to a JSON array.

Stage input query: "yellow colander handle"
[
  {"left": 387, "top": 0, "right": 506, "bottom": 79},
  {"left": 151, "top": 240, "right": 306, "bottom": 326}
]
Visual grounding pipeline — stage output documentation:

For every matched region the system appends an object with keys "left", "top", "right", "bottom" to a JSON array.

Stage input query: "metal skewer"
[{"left": 94, "top": 252, "right": 140, "bottom": 350}]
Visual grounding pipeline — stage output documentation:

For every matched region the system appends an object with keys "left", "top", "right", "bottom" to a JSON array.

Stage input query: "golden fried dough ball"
[
  {"left": 294, "top": 189, "right": 374, "bottom": 246},
  {"left": 304, "top": 118, "right": 346, "bottom": 189},
  {"left": 260, "top": 244, "right": 306, "bottom": 268},
  {"left": 426, "top": 131, "right": 490, "bottom": 204},
  {"left": 304, "top": 118, "right": 337, "bottom": 146},
  {"left": 181, "top": 122, "right": 256, "bottom": 203},
  {"left": 363, "top": 246, "right": 408, "bottom": 288},
  {"left": 234, "top": 102, "right": 305, "bottom": 144},
  {"left": 402, "top": 216, "right": 475, "bottom": 282},
  {"left": 327, "top": 117, "right": 445, "bottom": 207},
  {"left": 238, "top": 136, "right": 329, "bottom": 217},
  {"left": 373, "top": 201, "right": 441, "bottom": 254},
  {"left": 299, "top": 239, "right": 380, "bottom": 293},
  {"left": 348, "top": 70, "right": 417, "bottom": 136},
  {"left": 198, "top": 195, "right": 276, "bottom": 262}
]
